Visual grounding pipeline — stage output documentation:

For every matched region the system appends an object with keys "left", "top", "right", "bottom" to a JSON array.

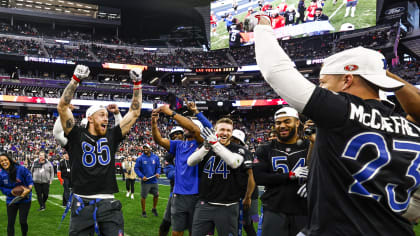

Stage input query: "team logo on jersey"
[
  {"left": 3, "top": 179, "right": 8, "bottom": 184},
  {"left": 152, "top": 160, "right": 155, "bottom": 164},
  {"left": 143, "top": 161, "right": 147, "bottom": 164},
  {"left": 344, "top": 64, "right": 359, "bottom": 71}
]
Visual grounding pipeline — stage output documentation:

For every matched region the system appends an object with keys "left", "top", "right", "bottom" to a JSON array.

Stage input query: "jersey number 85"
[{"left": 81, "top": 138, "right": 111, "bottom": 167}]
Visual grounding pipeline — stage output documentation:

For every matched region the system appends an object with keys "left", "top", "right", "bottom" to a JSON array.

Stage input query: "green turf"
[
  {"left": 1, "top": 179, "right": 419, "bottom": 235},
  {"left": 210, "top": 0, "right": 377, "bottom": 50}
]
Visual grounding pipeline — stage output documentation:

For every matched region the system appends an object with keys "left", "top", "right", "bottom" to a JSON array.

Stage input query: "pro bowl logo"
[
  {"left": 384, "top": 7, "right": 405, "bottom": 16},
  {"left": 344, "top": 64, "right": 359, "bottom": 72}
]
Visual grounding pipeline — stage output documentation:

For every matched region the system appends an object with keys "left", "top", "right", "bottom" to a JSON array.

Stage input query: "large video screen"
[{"left": 210, "top": 0, "right": 377, "bottom": 50}]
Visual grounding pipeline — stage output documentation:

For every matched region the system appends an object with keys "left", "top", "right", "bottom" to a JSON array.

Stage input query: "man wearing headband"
[
  {"left": 254, "top": 16, "right": 420, "bottom": 235},
  {"left": 56, "top": 65, "right": 143, "bottom": 235},
  {"left": 253, "top": 107, "right": 309, "bottom": 236}
]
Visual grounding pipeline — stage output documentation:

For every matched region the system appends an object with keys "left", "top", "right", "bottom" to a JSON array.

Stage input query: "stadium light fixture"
[{"left": 149, "top": 77, "right": 159, "bottom": 85}]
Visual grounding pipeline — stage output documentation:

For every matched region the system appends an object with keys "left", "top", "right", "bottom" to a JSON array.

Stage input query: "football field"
[
  {"left": 211, "top": 0, "right": 377, "bottom": 50},
  {"left": 0, "top": 179, "right": 419, "bottom": 235}
]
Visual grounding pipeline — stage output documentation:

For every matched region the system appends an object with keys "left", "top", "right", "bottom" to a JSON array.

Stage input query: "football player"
[
  {"left": 254, "top": 16, "right": 420, "bottom": 235},
  {"left": 57, "top": 65, "right": 143, "bottom": 235}
]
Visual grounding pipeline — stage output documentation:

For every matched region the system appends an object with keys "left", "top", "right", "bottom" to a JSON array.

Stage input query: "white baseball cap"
[
  {"left": 86, "top": 104, "right": 107, "bottom": 118},
  {"left": 169, "top": 126, "right": 184, "bottom": 136},
  {"left": 232, "top": 129, "right": 246, "bottom": 145},
  {"left": 320, "top": 47, "right": 404, "bottom": 91},
  {"left": 80, "top": 118, "right": 88, "bottom": 128},
  {"left": 143, "top": 143, "right": 151, "bottom": 149},
  {"left": 274, "top": 107, "right": 299, "bottom": 120}
]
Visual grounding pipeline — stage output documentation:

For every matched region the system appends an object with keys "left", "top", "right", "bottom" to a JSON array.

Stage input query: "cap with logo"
[
  {"left": 232, "top": 129, "right": 246, "bottom": 145},
  {"left": 274, "top": 107, "right": 299, "bottom": 120},
  {"left": 320, "top": 46, "right": 404, "bottom": 91},
  {"left": 169, "top": 126, "right": 184, "bottom": 136}
]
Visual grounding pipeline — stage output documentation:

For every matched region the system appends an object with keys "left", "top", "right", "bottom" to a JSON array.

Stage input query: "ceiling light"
[
  {"left": 64, "top": 10, "right": 70, "bottom": 12},
  {"left": 25, "top": 4, "right": 32, "bottom": 7},
  {"left": 13, "top": 88, "right": 19, "bottom": 91},
  {"left": 44, "top": 6, "right": 50, "bottom": 9},
  {"left": 55, "top": 8, "right": 61, "bottom": 10},
  {"left": 32, "top": 90, "right": 37, "bottom": 93},
  {"left": 67, "top": 1, "right": 73, "bottom": 4}
]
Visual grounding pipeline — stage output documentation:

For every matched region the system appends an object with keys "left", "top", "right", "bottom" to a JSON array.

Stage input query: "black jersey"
[
  {"left": 303, "top": 87, "right": 420, "bottom": 236},
  {"left": 229, "top": 28, "right": 242, "bottom": 48},
  {"left": 65, "top": 125, "right": 124, "bottom": 195},
  {"left": 284, "top": 11, "right": 296, "bottom": 25},
  {"left": 198, "top": 142, "right": 251, "bottom": 204},
  {"left": 254, "top": 139, "right": 309, "bottom": 215}
]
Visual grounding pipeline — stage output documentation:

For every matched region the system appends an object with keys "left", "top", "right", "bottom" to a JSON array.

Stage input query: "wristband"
[
  {"left": 72, "top": 74, "right": 81, "bottom": 83},
  {"left": 289, "top": 171, "right": 295, "bottom": 179},
  {"left": 170, "top": 111, "right": 177, "bottom": 118},
  {"left": 134, "top": 81, "right": 142, "bottom": 86}
]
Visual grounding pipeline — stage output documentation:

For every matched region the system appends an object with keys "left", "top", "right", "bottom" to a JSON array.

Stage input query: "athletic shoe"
[
  {"left": 142, "top": 212, "right": 147, "bottom": 218},
  {"left": 38, "top": 207, "right": 45, "bottom": 211},
  {"left": 152, "top": 208, "right": 158, "bottom": 216},
  {"left": 131, "top": 194, "right": 134, "bottom": 200},
  {"left": 126, "top": 192, "right": 130, "bottom": 197}
]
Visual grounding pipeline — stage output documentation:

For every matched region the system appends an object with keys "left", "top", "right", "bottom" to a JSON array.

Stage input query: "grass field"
[
  {"left": 1, "top": 179, "right": 419, "bottom": 235},
  {"left": 211, "top": 0, "right": 377, "bottom": 50}
]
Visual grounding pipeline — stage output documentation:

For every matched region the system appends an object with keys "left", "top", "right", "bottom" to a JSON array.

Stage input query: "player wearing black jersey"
[
  {"left": 255, "top": 16, "right": 420, "bottom": 236},
  {"left": 57, "top": 65, "right": 143, "bottom": 236},
  {"left": 187, "top": 118, "right": 251, "bottom": 236},
  {"left": 254, "top": 107, "right": 309, "bottom": 236}
]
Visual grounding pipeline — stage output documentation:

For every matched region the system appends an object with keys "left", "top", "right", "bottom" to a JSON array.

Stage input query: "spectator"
[{"left": 31, "top": 151, "right": 54, "bottom": 211}]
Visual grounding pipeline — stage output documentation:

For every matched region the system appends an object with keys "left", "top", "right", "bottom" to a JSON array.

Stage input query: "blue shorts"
[{"left": 346, "top": 0, "right": 358, "bottom": 7}]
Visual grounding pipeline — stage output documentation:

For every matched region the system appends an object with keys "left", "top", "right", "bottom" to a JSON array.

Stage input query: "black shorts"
[
  {"left": 69, "top": 197, "right": 124, "bottom": 236},
  {"left": 171, "top": 194, "right": 199, "bottom": 232}
]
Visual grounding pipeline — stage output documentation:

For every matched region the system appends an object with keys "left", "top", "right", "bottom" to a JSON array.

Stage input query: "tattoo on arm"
[
  {"left": 131, "top": 100, "right": 140, "bottom": 110},
  {"left": 133, "top": 89, "right": 140, "bottom": 98},
  {"left": 66, "top": 119, "right": 74, "bottom": 129},
  {"left": 62, "top": 81, "right": 78, "bottom": 105}
]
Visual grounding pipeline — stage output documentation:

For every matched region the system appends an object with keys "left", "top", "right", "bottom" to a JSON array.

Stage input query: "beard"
[
  {"left": 94, "top": 122, "right": 107, "bottom": 136},
  {"left": 278, "top": 126, "right": 297, "bottom": 142}
]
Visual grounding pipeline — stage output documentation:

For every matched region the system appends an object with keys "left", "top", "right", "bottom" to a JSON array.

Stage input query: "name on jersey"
[{"left": 349, "top": 103, "right": 420, "bottom": 137}]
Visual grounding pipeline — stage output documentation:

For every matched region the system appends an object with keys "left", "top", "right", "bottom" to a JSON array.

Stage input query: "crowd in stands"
[{"left": 0, "top": 111, "right": 274, "bottom": 167}]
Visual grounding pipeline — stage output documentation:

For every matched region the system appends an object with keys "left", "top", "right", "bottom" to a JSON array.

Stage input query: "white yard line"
[{"left": 329, "top": 2, "right": 346, "bottom": 20}]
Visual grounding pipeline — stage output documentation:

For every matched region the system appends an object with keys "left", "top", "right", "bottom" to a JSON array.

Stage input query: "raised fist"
[
  {"left": 129, "top": 68, "right": 143, "bottom": 83},
  {"left": 73, "top": 65, "right": 90, "bottom": 81}
]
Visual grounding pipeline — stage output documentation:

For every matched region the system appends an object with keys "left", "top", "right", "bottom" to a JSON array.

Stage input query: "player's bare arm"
[
  {"left": 57, "top": 65, "right": 90, "bottom": 135},
  {"left": 151, "top": 109, "right": 170, "bottom": 151},
  {"left": 120, "top": 69, "right": 143, "bottom": 136},
  {"left": 387, "top": 71, "right": 420, "bottom": 124},
  {"left": 156, "top": 104, "right": 204, "bottom": 143},
  {"left": 243, "top": 169, "right": 256, "bottom": 210}
]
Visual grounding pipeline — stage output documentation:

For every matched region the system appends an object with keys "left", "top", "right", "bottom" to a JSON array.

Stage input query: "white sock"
[
  {"left": 351, "top": 7, "right": 356, "bottom": 17},
  {"left": 345, "top": 7, "right": 350, "bottom": 17}
]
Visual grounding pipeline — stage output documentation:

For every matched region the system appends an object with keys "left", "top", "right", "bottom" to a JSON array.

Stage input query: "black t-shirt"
[
  {"left": 284, "top": 11, "right": 296, "bottom": 25},
  {"left": 58, "top": 159, "right": 71, "bottom": 179},
  {"left": 65, "top": 125, "right": 124, "bottom": 195},
  {"left": 198, "top": 142, "right": 251, "bottom": 204},
  {"left": 254, "top": 139, "right": 309, "bottom": 214},
  {"left": 303, "top": 87, "right": 420, "bottom": 236}
]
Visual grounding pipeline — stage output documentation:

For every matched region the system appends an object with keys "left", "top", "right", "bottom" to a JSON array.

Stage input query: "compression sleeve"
[
  {"left": 53, "top": 117, "right": 68, "bottom": 147},
  {"left": 114, "top": 113, "right": 123, "bottom": 125},
  {"left": 254, "top": 24, "right": 316, "bottom": 112},
  {"left": 212, "top": 142, "right": 244, "bottom": 169},
  {"left": 187, "top": 146, "right": 209, "bottom": 166}
]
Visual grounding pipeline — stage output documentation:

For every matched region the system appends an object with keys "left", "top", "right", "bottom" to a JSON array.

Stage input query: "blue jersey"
[
  {"left": 0, "top": 164, "right": 33, "bottom": 204},
  {"left": 170, "top": 140, "right": 200, "bottom": 195},
  {"left": 135, "top": 153, "right": 161, "bottom": 184}
]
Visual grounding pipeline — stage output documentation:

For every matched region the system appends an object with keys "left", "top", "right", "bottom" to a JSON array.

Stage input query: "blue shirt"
[
  {"left": 135, "top": 153, "right": 161, "bottom": 184},
  {"left": 0, "top": 164, "right": 33, "bottom": 204},
  {"left": 170, "top": 140, "right": 200, "bottom": 195}
]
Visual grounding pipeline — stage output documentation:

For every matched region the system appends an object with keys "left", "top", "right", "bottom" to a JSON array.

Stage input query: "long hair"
[{"left": 0, "top": 152, "right": 17, "bottom": 182}]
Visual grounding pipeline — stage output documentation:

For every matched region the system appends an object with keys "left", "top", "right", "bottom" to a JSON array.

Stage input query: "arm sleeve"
[
  {"left": 212, "top": 142, "right": 244, "bottom": 169},
  {"left": 196, "top": 112, "right": 213, "bottom": 129},
  {"left": 187, "top": 146, "right": 209, "bottom": 166},
  {"left": 53, "top": 117, "right": 68, "bottom": 147},
  {"left": 254, "top": 25, "right": 315, "bottom": 112},
  {"left": 134, "top": 159, "right": 144, "bottom": 178},
  {"left": 114, "top": 113, "right": 123, "bottom": 125}
]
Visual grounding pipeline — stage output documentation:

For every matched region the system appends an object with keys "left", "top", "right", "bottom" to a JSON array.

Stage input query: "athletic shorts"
[
  {"left": 261, "top": 209, "right": 307, "bottom": 236},
  {"left": 69, "top": 198, "right": 124, "bottom": 236},
  {"left": 171, "top": 194, "right": 199, "bottom": 232},
  {"left": 141, "top": 183, "right": 159, "bottom": 199},
  {"left": 346, "top": 0, "right": 358, "bottom": 7},
  {"left": 191, "top": 201, "right": 239, "bottom": 236}
]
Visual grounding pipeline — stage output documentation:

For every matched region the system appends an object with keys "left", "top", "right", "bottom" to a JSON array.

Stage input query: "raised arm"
[
  {"left": 151, "top": 110, "right": 170, "bottom": 151},
  {"left": 107, "top": 104, "right": 123, "bottom": 125},
  {"left": 387, "top": 71, "right": 420, "bottom": 124},
  {"left": 57, "top": 65, "right": 90, "bottom": 135},
  {"left": 156, "top": 105, "right": 204, "bottom": 143},
  {"left": 187, "top": 145, "right": 209, "bottom": 166},
  {"left": 119, "top": 69, "right": 143, "bottom": 136}
]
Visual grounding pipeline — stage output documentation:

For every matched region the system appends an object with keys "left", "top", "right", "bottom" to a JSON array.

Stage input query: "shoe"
[
  {"left": 152, "top": 208, "right": 158, "bottom": 216},
  {"left": 142, "top": 212, "right": 147, "bottom": 218},
  {"left": 38, "top": 207, "right": 45, "bottom": 211},
  {"left": 126, "top": 192, "right": 130, "bottom": 197},
  {"left": 131, "top": 194, "right": 134, "bottom": 200}
]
